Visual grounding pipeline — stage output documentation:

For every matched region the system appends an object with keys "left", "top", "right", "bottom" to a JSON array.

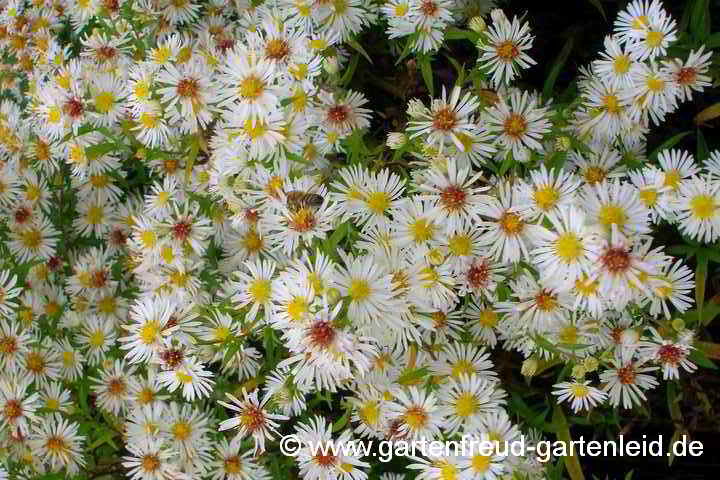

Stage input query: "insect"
[{"left": 285, "top": 183, "right": 325, "bottom": 213}]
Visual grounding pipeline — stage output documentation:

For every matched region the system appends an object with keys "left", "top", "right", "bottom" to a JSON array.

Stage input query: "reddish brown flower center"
[
  {"left": 3, "top": 399, "right": 22, "bottom": 420},
  {"left": 467, "top": 259, "right": 490, "bottom": 289},
  {"left": 432, "top": 107, "right": 456, "bottom": 131},
  {"left": 97, "top": 46, "right": 116, "bottom": 61},
  {"left": 91, "top": 269, "right": 109, "bottom": 288},
  {"left": 63, "top": 97, "right": 85, "bottom": 118},
  {"left": 160, "top": 348, "right": 185, "bottom": 369},
  {"left": 108, "top": 378, "right": 126, "bottom": 395},
  {"left": 327, "top": 105, "right": 349, "bottom": 127},
  {"left": 420, "top": 0, "right": 438, "bottom": 16},
  {"left": 616, "top": 365, "right": 636, "bottom": 384},
  {"left": 601, "top": 247, "right": 631, "bottom": 274},
  {"left": 14, "top": 206, "right": 30, "bottom": 224},
  {"left": 534, "top": 289, "right": 557, "bottom": 312},
  {"left": 110, "top": 228, "right": 128, "bottom": 246},
  {"left": 657, "top": 344, "right": 683, "bottom": 365},
  {"left": 176, "top": 78, "right": 199, "bottom": 99},
  {"left": 308, "top": 320, "right": 335, "bottom": 348},
  {"left": 0, "top": 336, "right": 17, "bottom": 354},
  {"left": 265, "top": 38, "right": 290, "bottom": 60},
  {"left": 172, "top": 221, "right": 192, "bottom": 241},
  {"left": 440, "top": 185, "right": 466, "bottom": 211},
  {"left": 676, "top": 67, "right": 697, "bottom": 86}
]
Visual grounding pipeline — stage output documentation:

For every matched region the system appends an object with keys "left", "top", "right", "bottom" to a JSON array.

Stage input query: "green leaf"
[
  {"left": 552, "top": 404, "right": 585, "bottom": 480},
  {"left": 340, "top": 53, "right": 360, "bottom": 86},
  {"left": 418, "top": 55, "right": 434, "bottom": 97},
  {"left": 332, "top": 405, "right": 352, "bottom": 433},
  {"left": 695, "top": 251, "right": 708, "bottom": 321},
  {"left": 706, "top": 32, "right": 720, "bottom": 49},
  {"left": 396, "top": 367, "right": 429, "bottom": 385},
  {"left": 689, "top": 348, "right": 718, "bottom": 370},
  {"left": 543, "top": 35, "right": 575, "bottom": 101},
  {"left": 586, "top": 0, "right": 607, "bottom": 22},
  {"left": 648, "top": 131, "right": 692, "bottom": 160},
  {"left": 697, "top": 128, "right": 709, "bottom": 161},
  {"left": 690, "top": 0, "right": 710, "bottom": 42},
  {"left": 444, "top": 27, "right": 479, "bottom": 42},
  {"left": 346, "top": 37, "right": 372, "bottom": 64}
]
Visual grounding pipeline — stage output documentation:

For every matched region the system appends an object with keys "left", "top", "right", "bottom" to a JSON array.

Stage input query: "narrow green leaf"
[
  {"left": 444, "top": 27, "right": 479, "bottom": 42},
  {"left": 690, "top": 0, "right": 710, "bottom": 42},
  {"left": 419, "top": 55, "right": 434, "bottom": 97},
  {"left": 689, "top": 348, "right": 718, "bottom": 369},
  {"left": 649, "top": 131, "right": 692, "bottom": 160},
  {"left": 697, "top": 128, "right": 709, "bottom": 161},
  {"left": 552, "top": 404, "right": 585, "bottom": 480},
  {"left": 543, "top": 36, "right": 575, "bottom": 101},
  {"left": 706, "top": 32, "right": 720, "bottom": 49},
  {"left": 340, "top": 54, "right": 360, "bottom": 86},
  {"left": 346, "top": 37, "right": 372, "bottom": 64},
  {"left": 586, "top": 0, "right": 607, "bottom": 22},
  {"left": 695, "top": 252, "right": 708, "bottom": 321},
  {"left": 396, "top": 367, "right": 429, "bottom": 385}
]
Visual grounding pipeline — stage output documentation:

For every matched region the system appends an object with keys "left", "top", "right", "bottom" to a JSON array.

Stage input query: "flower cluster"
[{"left": 0, "top": 0, "right": 714, "bottom": 479}]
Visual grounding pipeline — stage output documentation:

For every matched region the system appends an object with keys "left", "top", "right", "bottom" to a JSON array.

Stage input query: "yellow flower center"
[
  {"left": 690, "top": 194, "right": 715, "bottom": 219},
  {"left": 454, "top": 392, "right": 477, "bottom": 417},
  {"left": 248, "top": 279, "right": 271, "bottom": 303},
  {"left": 555, "top": 232, "right": 583, "bottom": 262},
  {"left": 348, "top": 279, "right": 371, "bottom": 301}
]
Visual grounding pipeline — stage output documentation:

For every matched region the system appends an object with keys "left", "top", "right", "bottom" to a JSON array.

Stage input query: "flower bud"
[
  {"left": 521, "top": 357, "right": 539, "bottom": 377},
  {"left": 571, "top": 364, "right": 586, "bottom": 379},
  {"left": 469, "top": 16, "right": 486, "bottom": 33},
  {"left": 554, "top": 136, "right": 571, "bottom": 152},
  {"left": 386, "top": 132, "right": 407, "bottom": 149},
  {"left": 583, "top": 357, "right": 599, "bottom": 373}
]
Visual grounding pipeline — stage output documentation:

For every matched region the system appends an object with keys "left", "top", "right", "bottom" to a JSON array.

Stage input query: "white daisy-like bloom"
[
  {"left": 568, "top": 143, "right": 626, "bottom": 185},
  {"left": 164, "top": 402, "right": 211, "bottom": 463},
  {"left": 418, "top": 159, "right": 492, "bottom": 234},
  {"left": 458, "top": 431, "right": 507, "bottom": 480},
  {"left": 386, "top": 386, "right": 445, "bottom": 441},
  {"left": 407, "top": 86, "right": 481, "bottom": 155},
  {"left": 392, "top": 198, "right": 438, "bottom": 251},
  {"left": 497, "top": 272, "right": 573, "bottom": 334},
  {"left": 477, "top": 8, "right": 536, "bottom": 87},
  {"left": 704, "top": 150, "right": 720, "bottom": 182},
  {"left": 41, "top": 382, "right": 73, "bottom": 414},
  {"left": 263, "top": 367, "right": 309, "bottom": 417},
  {"left": 120, "top": 295, "right": 175, "bottom": 364},
  {"left": 77, "top": 315, "right": 117, "bottom": 366},
  {"left": 484, "top": 89, "right": 551, "bottom": 162},
  {"left": 294, "top": 415, "right": 369, "bottom": 480},
  {"left": 637, "top": 330, "right": 697, "bottom": 380},
  {"left": 531, "top": 205, "right": 596, "bottom": 291},
  {"left": 0, "top": 375, "right": 40, "bottom": 436},
  {"left": 233, "top": 108, "right": 288, "bottom": 160},
  {"left": 576, "top": 79, "right": 632, "bottom": 140},
  {"left": 218, "top": 389, "right": 289, "bottom": 454},
  {"left": 514, "top": 164, "right": 580, "bottom": 220},
  {"left": 334, "top": 251, "right": 400, "bottom": 329},
  {"left": 648, "top": 259, "right": 694, "bottom": 319},
  {"left": 91, "top": 359, "right": 135, "bottom": 416},
  {"left": 478, "top": 181, "right": 548, "bottom": 264},
  {"left": 673, "top": 176, "right": 720, "bottom": 243},
  {"left": 408, "top": 452, "right": 465, "bottom": 480},
  {"left": 210, "top": 438, "right": 270, "bottom": 480},
  {"left": 438, "top": 373, "right": 505, "bottom": 435},
  {"left": 586, "top": 225, "right": 661, "bottom": 309},
  {"left": 599, "top": 359, "right": 659, "bottom": 409},
  {"left": 157, "top": 353, "right": 215, "bottom": 401},
  {"left": 8, "top": 216, "right": 59, "bottom": 263},
  {"left": 217, "top": 44, "right": 282, "bottom": 124},
  {"left": 466, "top": 302, "right": 501, "bottom": 348},
  {"left": 156, "top": 58, "right": 214, "bottom": 133},
  {"left": 28, "top": 413, "right": 86, "bottom": 475},
  {"left": 0, "top": 270, "right": 21, "bottom": 317},
  {"left": 132, "top": 101, "right": 172, "bottom": 149},
  {"left": 552, "top": 380, "right": 606, "bottom": 413},
  {"left": 657, "top": 149, "right": 699, "bottom": 192},
  {"left": 456, "top": 255, "right": 507, "bottom": 301},
  {"left": 592, "top": 34, "right": 640, "bottom": 89},
  {"left": 349, "top": 383, "right": 388, "bottom": 439},
  {"left": 314, "top": 88, "right": 372, "bottom": 137},
  {"left": 352, "top": 168, "right": 405, "bottom": 230},
  {"left": 626, "top": 61, "right": 679, "bottom": 126},
  {"left": 663, "top": 46, "right": 713, "bottom": 102},
  {"left": 629, "top": 167, "right": 672, "bottom": 222},
  {"left": 122, "top": 437, "right": 185, "bottom": 480},
  {"left": 580, "top": 180, "right": 651, "bottom": 236},
  {"left": 614, "top": 0, "right": 676, "bottom": 60},
  {"left": 230, "top": 258, "right": 277, "bottom": 322}
]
